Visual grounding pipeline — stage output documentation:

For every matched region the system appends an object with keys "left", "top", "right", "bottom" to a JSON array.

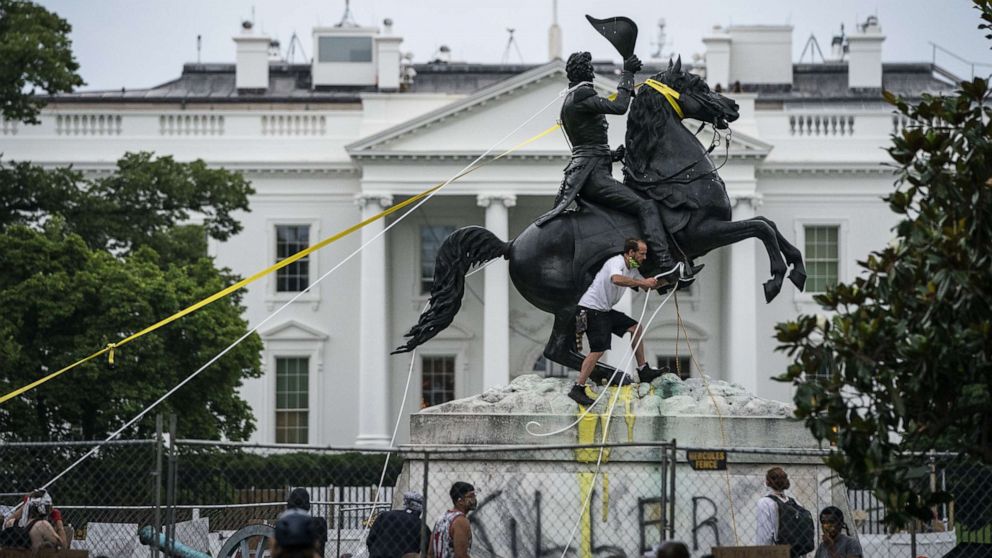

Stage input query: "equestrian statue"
[{"left": 393, "top": 16, "right": 807, "bottom": 388}]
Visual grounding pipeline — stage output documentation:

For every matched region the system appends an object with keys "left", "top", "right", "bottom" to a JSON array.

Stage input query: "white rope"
[
  {"left": 464, "top": 258, "right": 498, "bottom": 278},
  {"left": 33, "top": 84, "right": 570, "bottom": 497},
  {"left": 363, "top": 303, "right": 425, "bottom": 529},
  {"left": 525, "top": 288, "right": 675, "bottom": 437},
  {"left": 559, "top": 291, "right": 672, "bottom": 558}
]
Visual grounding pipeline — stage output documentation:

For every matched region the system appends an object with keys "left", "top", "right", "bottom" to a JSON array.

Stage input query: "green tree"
[
  {"left": 0, "top": 0, "right": 84, "bottom": 123},
  {"left": 0, "top": 153, "right": 262, "bottom": 441},
  {"left": 775, "top": 0, "right": 992, "bottom": 528}
]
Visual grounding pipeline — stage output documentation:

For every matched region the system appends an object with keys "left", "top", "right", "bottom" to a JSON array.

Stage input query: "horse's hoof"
[
  {"left": 763, "top": 279, "right": 782, "bottom": 303},
  {"left": 789, "top": 268, "right": 807, "bottom": 291}
]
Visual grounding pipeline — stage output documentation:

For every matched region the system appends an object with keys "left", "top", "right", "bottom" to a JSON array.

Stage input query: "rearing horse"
[{"left": 394, "top": 61, "right": 806, "bottom": 384}]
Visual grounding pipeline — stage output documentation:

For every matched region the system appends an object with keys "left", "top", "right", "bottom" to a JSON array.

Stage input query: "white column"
[
  {"left": 476, "top": 194, "right": 516, "bottom": 391},
  {"left": 355, "top": 193, "right": 393, "bottom": 447},
  {"left": 725, "top": 195, "right": 761, "bottom": 393}
]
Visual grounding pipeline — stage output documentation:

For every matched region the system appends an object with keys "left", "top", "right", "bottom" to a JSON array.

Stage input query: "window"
[
  {"left": 657, "top": 355, "right": 692, "bottom": 379},
  {"left": 276, "top": 225, "right": 310, "bottom": 292},
  {"left": 421, "top": 355, "right": 455, "bottom": 408},
  {"left": 532, "top": 355, "right": 571, "bottom": 378},
  {"left": 420, "top": 225, "right": 455, "bottom": 294},
  {"left": 275, "top": 357, "right": 309, "bottom": 444},
  {"left": 804, "top": 225, "right": 839, "bottom": 293},
  {"left": 318, "top": 36, "right": 373, "bottom": 62}
]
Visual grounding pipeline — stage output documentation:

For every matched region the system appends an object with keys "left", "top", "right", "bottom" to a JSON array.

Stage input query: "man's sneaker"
[
  {"left": 568, "top": 384, "right": 596, "bottom": 407},
  {"left": 638, "top": 364, "right": 668, "bottom": 384},
  {"left": 588, "top": 368, "right": 634, "bottom": 386}
]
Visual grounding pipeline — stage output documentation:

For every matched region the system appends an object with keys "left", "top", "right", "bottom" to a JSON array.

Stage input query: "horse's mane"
[{"left": 624, "top": 76, "right": 671, "bottom": 180}]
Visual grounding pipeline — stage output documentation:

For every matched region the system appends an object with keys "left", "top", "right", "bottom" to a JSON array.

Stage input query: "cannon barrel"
[{"left": 137, "top": 526, "right": 212, "bottom": 558}]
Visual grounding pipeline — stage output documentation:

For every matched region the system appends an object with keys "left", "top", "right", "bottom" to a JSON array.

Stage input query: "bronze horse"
[{"left": 394, "top": 60, "right": 806, "bottom": 383}]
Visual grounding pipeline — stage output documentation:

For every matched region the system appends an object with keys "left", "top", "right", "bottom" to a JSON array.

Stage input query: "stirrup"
[{"left": 654, "top": 261, "right": 684, "bottom": 280}]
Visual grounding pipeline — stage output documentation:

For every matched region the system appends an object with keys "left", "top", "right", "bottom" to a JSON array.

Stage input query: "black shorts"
[{"left": 579, "top": 307, "right": 637, "bottom": 353}]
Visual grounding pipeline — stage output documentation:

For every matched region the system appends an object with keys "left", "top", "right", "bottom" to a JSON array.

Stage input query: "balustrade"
[
  {"left": 261, "top": 114, "right": 327, "bottom": 136},
  {"left": 55, "top": 114, "right": 123, "bottom": 135},
  {"left": 789, "top": 113, "right": 855, "bottom": 136},
  {"left": 159, "top": 114, "right": 225, "bottom": 135}
]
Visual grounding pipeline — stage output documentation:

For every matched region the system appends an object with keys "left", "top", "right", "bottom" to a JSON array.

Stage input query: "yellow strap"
[
  {"left": 0, "top": 123, "right": 561, "bottom": 406},
  {"left": 607, "top": 80, "right": 683, "bottom": 119},
  {"left": 642, "top": 79, "right": 684, "bottom": 119}
]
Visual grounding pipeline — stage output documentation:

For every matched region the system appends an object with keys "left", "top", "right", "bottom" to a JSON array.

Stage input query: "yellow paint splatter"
[{"left": 578, "top": 471, "right": 595, "bottom": 558}]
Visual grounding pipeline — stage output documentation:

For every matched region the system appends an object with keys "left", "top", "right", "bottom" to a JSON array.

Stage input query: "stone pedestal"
[{"left": 397, "top": 375, "right": 836, "bottom": 558}]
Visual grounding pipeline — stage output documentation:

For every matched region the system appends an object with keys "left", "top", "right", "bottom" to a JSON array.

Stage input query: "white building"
[{"left": 0, "top": 16, "right": 955, "bottom": 446}]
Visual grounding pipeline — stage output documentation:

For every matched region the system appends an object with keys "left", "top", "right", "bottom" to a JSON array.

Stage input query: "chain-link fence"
[{"left": 1, "top": 435, "right": 990, "bottom": 558}]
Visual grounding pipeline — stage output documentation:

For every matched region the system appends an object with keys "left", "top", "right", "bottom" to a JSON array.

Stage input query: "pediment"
[
  {"left": 347, "top": 60, "right": 770, "bottom": 161},
  {"left": 347, "top": 61, "right": 613, "bottom": 158},
  {"left": 260, "top": 320, "right": 329, "bottom": 341}
]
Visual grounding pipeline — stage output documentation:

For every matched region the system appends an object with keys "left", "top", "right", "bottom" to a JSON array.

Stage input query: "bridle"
[{"left": 630, "top": 79, "right": 734, "bottom": 186}]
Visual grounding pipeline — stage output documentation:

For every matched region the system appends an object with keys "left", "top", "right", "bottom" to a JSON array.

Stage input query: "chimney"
[
  {"left": 702, "top": 25, "right": 731, "bottom": 90},
  {"left": 548, "top": 0, "right": 562, "bottom": 60},
  {"left": 233, "top": 21, "right": 270, "bottom": 91},
  {"left": 375, "top": 18, "right": 402, "bottom": 91},
  {"left": 847, "top": 16, "right": 884, "bottom": 89},
  {"left": 725, "top": 25, "right": 793, "bottom": 85}
]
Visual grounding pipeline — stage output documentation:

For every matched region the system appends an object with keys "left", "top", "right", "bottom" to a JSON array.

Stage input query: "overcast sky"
[{"left": 38, "top": 0, "right": 992, "bottom": 92}]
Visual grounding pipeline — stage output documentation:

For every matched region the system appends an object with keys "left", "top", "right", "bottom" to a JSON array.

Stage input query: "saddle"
[{"left": 565, "top": 199, "right": 693, "bottom": 289}]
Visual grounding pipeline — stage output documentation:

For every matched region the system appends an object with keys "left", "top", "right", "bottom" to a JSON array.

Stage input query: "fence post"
[
  {"left": 152, "top": 414, "right": 163, "bottom": 558},
  {"left": 166, "top": 414, "right": 177, "bottom": 555},
  {"left": 335, "top": 485, "right": 343, "bottom": 558},
  {"left": 910, "top": 519, "right": 917, "bottom": 558},
  {"left": 420, "top": 450, "right": 431, "bottom": 558},
  {"left": 660, "top": 442, "right": 668, "bottom": 547},
  {"left": 669, "top": 440, "right": 677, "bottom": 540}
]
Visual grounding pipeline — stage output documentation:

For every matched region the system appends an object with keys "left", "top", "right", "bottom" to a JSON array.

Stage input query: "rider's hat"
[{"left": 585, "top": 15, "right": 638, "bottom": 59}]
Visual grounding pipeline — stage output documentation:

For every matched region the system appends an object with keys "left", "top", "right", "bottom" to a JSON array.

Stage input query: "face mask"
[{"left": 627, "top": 256, "right": 640, "bottom": 269}]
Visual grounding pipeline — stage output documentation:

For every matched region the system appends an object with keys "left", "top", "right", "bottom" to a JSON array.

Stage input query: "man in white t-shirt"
[{"left": 568, "top": 238, "right": 668, "bottom": 406}]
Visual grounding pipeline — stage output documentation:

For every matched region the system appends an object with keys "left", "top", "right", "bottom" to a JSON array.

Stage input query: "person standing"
[
  {"left": 271, "top": 511, "right": 319, "bottom": 558},
  {"left": 429, "top": 482, "right": 476, "bottom": 558},
  {"left": 282, "top": 488, "right": 327, "bottom": 556},
  {"left": 568, "top": 238, "right": 667, "bottom": 406},
  {"left": 756, "top": 467, "right": 814, "bottom": 557},
  {"left": 814, "top": 507, "right": 862, "bottom": 558},
  {"left": 366, "top": 491, "right": 429, "bottom": 558}
]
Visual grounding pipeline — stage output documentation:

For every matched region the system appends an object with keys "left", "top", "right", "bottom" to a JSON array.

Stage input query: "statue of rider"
[{"left": 535, "top": 50, "right": 693, "bottom": 285}]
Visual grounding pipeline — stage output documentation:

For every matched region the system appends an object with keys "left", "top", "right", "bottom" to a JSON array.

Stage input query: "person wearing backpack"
[{"left": 756, "top": 467, "right": 815, "bottom": 557}]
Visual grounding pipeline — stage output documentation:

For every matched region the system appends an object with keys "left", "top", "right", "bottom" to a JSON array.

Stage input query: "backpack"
[
  {"left": 0, "top": 519, "right": 39, "bottom": 549},
  {"left": 767, "top": 495, "right": 815, "bottom": 557}
]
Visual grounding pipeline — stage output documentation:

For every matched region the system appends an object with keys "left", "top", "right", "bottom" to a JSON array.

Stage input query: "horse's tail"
[{"left": 392, "top": 226, "right": 509, "bottom": 354}]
